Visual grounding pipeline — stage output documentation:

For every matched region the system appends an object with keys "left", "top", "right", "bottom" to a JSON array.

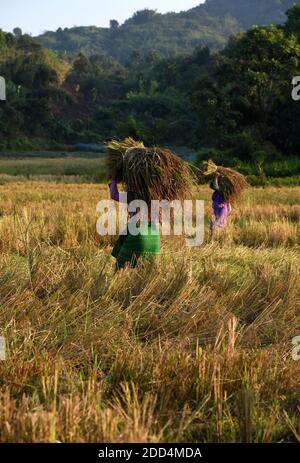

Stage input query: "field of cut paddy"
[{"left": 0, "top": 180, "right": 299, "bottom": 442}]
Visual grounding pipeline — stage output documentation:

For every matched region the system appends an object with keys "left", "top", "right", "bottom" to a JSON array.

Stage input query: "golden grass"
[{"left": 0, "top": 182, "right": 299, "bottom": 443}]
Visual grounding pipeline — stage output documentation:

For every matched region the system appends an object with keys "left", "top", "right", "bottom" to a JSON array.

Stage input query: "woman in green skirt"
[{"left": 109, "top": 180, "right": 160, "bottom": 269}]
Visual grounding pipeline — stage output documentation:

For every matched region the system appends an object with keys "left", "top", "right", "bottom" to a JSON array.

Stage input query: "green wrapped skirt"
[{"left": 112, "top": 223, "right": 160, "bottom": 269}]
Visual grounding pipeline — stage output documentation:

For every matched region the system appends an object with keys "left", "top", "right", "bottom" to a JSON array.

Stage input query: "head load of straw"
[
  {"left": 106, "top": 137, "right": 145, "bottom": 183},
  {"left": 200, "top": 159, "right": 249, "bottom": 202},
  {"left": 106, "top": 138, "right": 194, "bottom": 203}
]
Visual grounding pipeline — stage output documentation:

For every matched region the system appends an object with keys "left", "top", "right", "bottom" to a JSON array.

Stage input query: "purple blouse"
[
  {"left": 109, "top": 180, "right": 120, "bottom": 202},
  {"left": 212, "top": 190, "right": 228, "bottom": 216},
  {"left": 108, "top": 181, "right": 139, "bottom": 219}
]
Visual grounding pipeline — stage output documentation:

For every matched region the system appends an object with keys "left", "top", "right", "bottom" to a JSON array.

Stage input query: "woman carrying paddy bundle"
[
  {"left": 106, "top": 138, "right": 194, "bottom": 270},
  {"left": 200, "top": 160, "right": 248, "bottom": 238},
  {"left": 209, "top": 172, "right": 232, "bottom": 234},
  {"left": 108, "top": 178, "right": 160, "bottom": 270}
]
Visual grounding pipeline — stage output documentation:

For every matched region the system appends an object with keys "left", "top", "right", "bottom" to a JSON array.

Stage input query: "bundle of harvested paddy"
[
  {"left": 106, "top": 138, "right": 194, "bottom": 203},
  {"left": 201, "top": 159, "right": 248, "bottom": 202},
  {"left": 106, "top": 137, "right": 145, "bottom": 183}
]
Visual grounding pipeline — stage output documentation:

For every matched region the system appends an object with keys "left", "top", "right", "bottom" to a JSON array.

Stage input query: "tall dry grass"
[{"left": 0, "top": 182, "right": 299, "bottom": 442}]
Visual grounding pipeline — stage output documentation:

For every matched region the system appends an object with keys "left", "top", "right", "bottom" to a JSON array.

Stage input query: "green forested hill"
[
  {"left": 200, "top": 0, "right": 298, "bottom": 28},
  {"left": 36, "top": 0, "right": 299, "bottom": 63},
  {"left": 1, "top": 3, "right": 300, "bottom": 163},
  {"left": 36, "top": 11, "right": 240, "bottom": 63}
]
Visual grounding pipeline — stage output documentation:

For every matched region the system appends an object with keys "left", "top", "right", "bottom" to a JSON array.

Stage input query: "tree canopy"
[
  {"left": 0, "top": 4, "right": 300, "bottom": 158},
  {"left": 36, "top": 0, "right": 300, "bottom": 63}
]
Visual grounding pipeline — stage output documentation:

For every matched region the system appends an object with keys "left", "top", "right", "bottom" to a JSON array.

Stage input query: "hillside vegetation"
[
  {"left": 1, "top": 5, "right": 300, "bottom": 173},
  {"left": 36, "top": 0, "right": 300, "bottom": 62},
  {"left": 202, "top": 0, "right": 298, "bottom": 28}
]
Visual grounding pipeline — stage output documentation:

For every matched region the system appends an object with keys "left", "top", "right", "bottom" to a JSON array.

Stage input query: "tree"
[
  {"left": 72, "top": 53, "right": 92, "bottom": 75},
  {"left": 222, "top": 26, "right": 300, "bottom": 118},
  {"left": 16, "top": 34, "right": 41, "bottom": 51},
  {"left": 13, "top": 27, "right": 22, "bottom": 37},
  {"left": 110, "top": 20, "right": 119, "bottom": 30},
  {"left": 285, "top": 4, "right": 300, "bottom": 36},
  {"left": 129, "top": 49, "right": 144, "bottom": 68},
  {"left": 130, "top": 9, "right": 158, "bottom": 25},
  {"left": 146, "top": 49, "right": 161, "bottom": 65},
  {"left": 191, "top": 24, "right": 300, "bottom": 154}
]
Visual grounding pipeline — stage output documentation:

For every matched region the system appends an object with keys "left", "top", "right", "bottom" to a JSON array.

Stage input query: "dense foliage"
[
  {"left": 0, "top": 5, "right": 300, "bottom": 166},
  {"left": 202, "top": 0, "right": 298, "bottom": 28},
  {"left": 36, "top": 0, "right": 300, "bottom": 62},
  {"left": 37, "top": 11, "right": 239, "bottom": 63}
]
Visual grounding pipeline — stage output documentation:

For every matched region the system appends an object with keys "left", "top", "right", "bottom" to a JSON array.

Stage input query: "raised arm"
[
  {"left": 108, "top": 180, "right": 129, "bottom": 204},
  {"left": 108, "top": 180, "right": 120, "bottom": 202},
  {"left": 212, "top": 173, "right": 220, "bottom": 191}
]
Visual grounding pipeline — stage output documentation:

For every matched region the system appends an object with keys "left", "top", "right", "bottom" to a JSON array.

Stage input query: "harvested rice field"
[{"left": 0, "top": 181, "right": 299, "bottom": 443}]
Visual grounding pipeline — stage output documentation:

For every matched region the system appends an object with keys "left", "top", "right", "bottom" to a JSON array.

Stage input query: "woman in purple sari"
[{"left": 210, "top": 173, "right": 231, "bottom": 236}]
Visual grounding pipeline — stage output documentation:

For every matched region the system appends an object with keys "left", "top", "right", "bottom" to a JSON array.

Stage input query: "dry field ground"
[{"left": 0, "top": 181, "right": 299, "bottom": 442}]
